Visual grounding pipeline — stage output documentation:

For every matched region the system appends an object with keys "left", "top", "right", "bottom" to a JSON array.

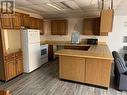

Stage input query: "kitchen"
[{"left": 0, "top": 0, "right": 127, "bottom": 95}]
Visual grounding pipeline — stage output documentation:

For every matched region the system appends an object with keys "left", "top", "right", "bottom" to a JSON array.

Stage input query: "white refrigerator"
[{"left": 22, "top": 29, "right": 41, "bottom": 73}]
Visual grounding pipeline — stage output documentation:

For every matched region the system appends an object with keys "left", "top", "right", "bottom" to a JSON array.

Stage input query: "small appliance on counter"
[{"left": 87, "top": 38, "right": 98, "bottom": 45}]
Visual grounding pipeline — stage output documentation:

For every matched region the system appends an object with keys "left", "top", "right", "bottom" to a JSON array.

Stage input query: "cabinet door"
[
  {"left": 12, "top": 13, "right": 22, "bottom": 29},
  {"left": 38, "top": 19, "right": 44, "bottom": 35},
  {"left": 29, "top": 17, "right": 35, "bottom": 29},
  {"left": 85, "top": 58, "right": 112, "bottom": 87},
  {"left": 30, "top": 17, "right": 38, "bottom": 29},
  {"left": 83, "top": 18, "right": 94, "bottom": 35},
  {"left": 83, "top": 18, "right": 100, "bottom": 35},
  {"left": 48, "top": 45, "right": 54, "bottom": 60},
  {"left": 43, "top": 20, "right": 51, "bottom": 35},
  {"left": 1, "top": 14, "right": 13, "bottom": 29},
  {"left": 94, "top": 17, "right": 100, "bottom": 35},
  {"left": 36, "top": 19, "right": 44, "bottom": 34},
  {"left": 51, "top": 21, "right": 58, "bottom": 35},
  {"left": 59, "top": 20, "right": 67, "bottom": 35},
  {"left": 15, "top": 52, "right": 23, "bottom": 75},
  {"left": 51, "top": 20, "right": 67, "bottom": 35},
  {"left": 59, "top": 56, "right": 85, "bottom": 83},
  {"left": 21, "top": 13, "right": 30, "bottom": 28},
  {"left": 15, "top": 58, "right": 23, "bottom": 75},
  {"left": 4, "top": 54, "right": 16, "bottom": 80},
  {"left": 100, "top": 9, "right": 114, "bottom": 34}
]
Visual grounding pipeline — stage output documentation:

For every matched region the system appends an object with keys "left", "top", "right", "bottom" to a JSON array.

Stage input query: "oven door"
[{"left": 40, "top": 44, "right": 48, "bottom": 59}]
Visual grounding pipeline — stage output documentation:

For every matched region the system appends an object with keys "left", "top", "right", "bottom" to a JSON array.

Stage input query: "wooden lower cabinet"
[
  {"left": 15, "top": 53, "right": 23, "bottom": 75},
  {"left": 59, "top": 56, "right": 85, "bottom": 83},
  {"left": 0, "top": 90, "right": 10, "bottom": 95},
  {"left": 4, "top": 54, "right": 16, "bottom": 80},
  {"left": 59, "top": 56, "right": 112, "bottom": 88},
  {"left": 85, "top": 58, "right": 112, "bottom": 87},
  {"left": 3, "top": 51, "right": 23, "bottom": 81},
  {"left": 48, "top": 45, "right": 54, "bottom": 60}
]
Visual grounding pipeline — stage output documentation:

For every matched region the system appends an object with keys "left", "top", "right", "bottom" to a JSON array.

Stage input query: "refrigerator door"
[
  {"left": 28, "top": 43, "right": 41, "bottom": 73},
  {"left": 27, "top": 29, "right": 40, "bottom": 44},
  {"left": 23, "top": 42, "right": 41, "bottom": 73}
]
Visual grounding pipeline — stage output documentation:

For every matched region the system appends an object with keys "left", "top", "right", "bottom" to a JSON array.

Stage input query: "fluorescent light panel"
[{"left": 47, "top": 3, "right": 61, "bottom": 11}]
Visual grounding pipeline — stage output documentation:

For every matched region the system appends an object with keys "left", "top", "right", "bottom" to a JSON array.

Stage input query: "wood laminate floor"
[{"left": 0, "top": 60, "right": 127, "bottom": 95}]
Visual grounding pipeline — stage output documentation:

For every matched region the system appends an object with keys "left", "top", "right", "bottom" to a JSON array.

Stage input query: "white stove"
[{"left": 40, "top": 44, "right": 48, "bottom": 65}]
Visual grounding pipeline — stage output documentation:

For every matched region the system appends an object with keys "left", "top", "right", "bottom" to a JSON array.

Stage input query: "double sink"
[{"left": 64, "top": 43, "right": 90, "bottom": 51}]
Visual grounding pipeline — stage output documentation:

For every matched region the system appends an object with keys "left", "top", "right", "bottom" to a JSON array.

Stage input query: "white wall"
[{"left": 107, "top": 16, "right": 127, "bottom": 53}]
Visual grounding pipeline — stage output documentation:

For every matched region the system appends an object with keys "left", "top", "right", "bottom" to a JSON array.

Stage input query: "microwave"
[{"left": 87, "top": 39, "right": 98, "bottom": 45}]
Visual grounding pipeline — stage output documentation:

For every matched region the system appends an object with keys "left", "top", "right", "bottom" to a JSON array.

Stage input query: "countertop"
[
  {"left": 6, "top": 49, "right": 21, "bottom": 55},
  {"left": 55, "top": 44, "right": 113, "bottom": 60},
  {"left": 40, "top": 41, "right": 112, "bottom": 60},
  {"left": 40, "top": 41, "right": 105, "bottom": 46}
]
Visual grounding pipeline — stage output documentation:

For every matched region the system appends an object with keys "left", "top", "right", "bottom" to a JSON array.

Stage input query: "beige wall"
[{"left": 3, "top": 30, "right": 21, "bottom": 50}]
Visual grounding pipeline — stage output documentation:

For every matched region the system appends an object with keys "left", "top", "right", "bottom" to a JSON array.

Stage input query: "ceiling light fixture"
[{"left": 47, "top": 3, "right": 61, "bottom": 11}]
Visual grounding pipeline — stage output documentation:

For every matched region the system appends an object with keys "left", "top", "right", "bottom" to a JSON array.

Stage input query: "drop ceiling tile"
[
  {"left": 15, "top": 0, "right": 32, "bottom": 6},
  {"left": 75, "top": 0, "right": 92, "bottom": 7},
  {"left": 63, "top": 0, "right": 81, "bottom": 9},
  {"left": 26, "top": 0, "right": 50, "bottom": 5},
  {"left": 14, "top": 0, "right": 123, "bottom": 18}
]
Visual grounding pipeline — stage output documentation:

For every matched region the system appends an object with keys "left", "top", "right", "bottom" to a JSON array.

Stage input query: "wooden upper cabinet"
[
  {"left": 38, "top": 19, "right": 44, "bottom": 35},
  {"left": 83, "top": 9, "right": 113, "bottom": 36},
  {"left": 1, "top": 13, "right": 22, "bottom": 29},
  {"left": 12, "top": 13, "right": 22, "bottom": 29},
  {"left": 51, "top": 20, "right": 68, "bottom": 35},
  {"left": 83, "top": 18, "right": 100, "bottom": 35},
  {"left": 1, "top": 14, "right": 13, "bottom": 29},
  {"left": 29, "top": 17, "right": 38, "bottom": 29},
  {"left": 21, "top": 13, "right": 30, "bottom": 28},
  {"left": 100, "top": 9, "right": 114, "bottom": 34},
  {"left": 83, "top": 18, "right": 94, "bottom": 35}
]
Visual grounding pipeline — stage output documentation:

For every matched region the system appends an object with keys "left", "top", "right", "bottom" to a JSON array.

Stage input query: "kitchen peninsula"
[{"left": 54, "top": 43, "right": 113, "bottom": 88}]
